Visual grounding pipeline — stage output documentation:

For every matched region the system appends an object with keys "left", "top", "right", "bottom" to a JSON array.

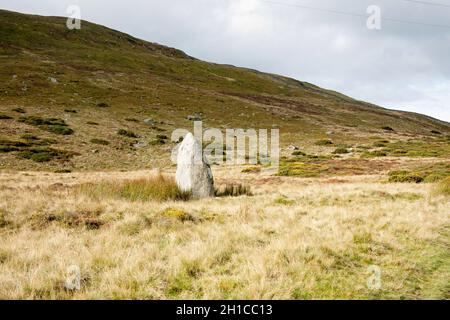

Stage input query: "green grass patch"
[
  {"left": 18, "top": 116, "right": 74, "bottom": 135},
  {"left": 18, "top": 147, "right": 76, "bottom": 162},
  {"left": 279, "top": 162, "right": 329, "bottom": 177},
  {"left": 388, "top": 171, "right": 424, "bottom": 183}
]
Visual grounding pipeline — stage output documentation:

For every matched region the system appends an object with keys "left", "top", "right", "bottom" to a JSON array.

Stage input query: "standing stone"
[{"left": 176, "top": 133, "right": 214, "bottom": 198}]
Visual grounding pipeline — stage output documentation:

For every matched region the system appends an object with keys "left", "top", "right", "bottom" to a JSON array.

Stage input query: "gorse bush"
[{"left": 77, "top": 174, "right": 191, "bottom": 202}]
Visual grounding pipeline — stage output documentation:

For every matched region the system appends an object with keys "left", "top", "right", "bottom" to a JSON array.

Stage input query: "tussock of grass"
[
  {"left": 90, "top": 138, "right": 110, "bottom": 145},
  {"left": 117, "top": 129, "right": 138, "bottom": 138},
  {"left": 315, "top": 139, "right": 333, "bottom": 146},
  {"left": 434, "top": 177, "right": 450, "bottom": 196},
  {"left": 77, "top": 174, "right": 191, "bottom": 202},
  {"left": 333, "top": 147, "right": 349, "bottom": 154},
  {"left": 275, "top": 197, "right": 296, "bottom": 206},
  {"left": 215, "top": 184, "right": 252, "bottom": 197},
  {"left": 241, "top": 166, "right": 261, "bottom": 174},
  {"left": 161, "top": 208, "right": 194, "bottom": 222}
]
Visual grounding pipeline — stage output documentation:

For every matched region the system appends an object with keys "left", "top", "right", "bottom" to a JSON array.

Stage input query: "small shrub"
[
  {"left": 0, "top": 114, "right": 12, "bottom": 120},
  {"left": 242, "top": 166, "right": 261, "bottom": 174},
  {"left": 433, "top": 177, "right": 450, "bottom": 196},
  {"left": 117, "top": 129, "right": 138, "bottom": 138},
  {"left": 388, "top": 170, "right": 424, "bottom": 183},
  {"left": 42, "top": 125, "right": 74, "bottom": 135},
  {"left": 431, "top": 130, "right": 442, "bottom": 135},
  {"left": 382, "top": 126, "right": 394, "bottom": 131},
  {"left": 373, "top": 140, "right": 389, "bottom": 147},
  {"left": 64, "top": 109, "right": 78, "bottom": 113},
  {"left": 156, "top": 135, "right": 168, "bottom": 140},
  {"left": 149, "top": 126, "right": 166, "bottom": 132},
  {"left": 54, "top": 169, "right": 72, "bottom": 173},
  {"left": 96, "top": 102, "right": 110, "bottom": 108},
  {"left": 292, "top": 150, "right": 306, "bottom": 156},
  {"left": 125, "top": 118, "right": 138, "bottom": 122},
  {"left": 215, "top": 184, "right": 252, "bottom": 197},
  {"left": 275, "top": 197, "right": 295, "bottom": 206},
  {"left": 149, "top": 138, "right": 166, "bottom": 145},
  {"left": 315, "top": 139, "right": 333, "bottom": 146},
  {"left": 333, "top": 147, "right": 349, "bottom": 154},
  {"left": 20, "top": 134, "right": 39, "bottom": 141},
  {"left": 90, "top": 138, "right": 110, "bottom": 145}
]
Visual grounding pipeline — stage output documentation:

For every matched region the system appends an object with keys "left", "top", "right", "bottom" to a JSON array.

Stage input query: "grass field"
[
  {"left": 0, "top": 168, "right": 448, "bottom": 299},
  {"left": 0, "top": 9, "right": 449, "bottom": 300}
]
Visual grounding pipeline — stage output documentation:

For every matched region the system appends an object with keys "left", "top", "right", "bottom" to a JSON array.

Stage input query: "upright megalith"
[{"left": 176, "top": 133, "right": 214, "bottom": 198}]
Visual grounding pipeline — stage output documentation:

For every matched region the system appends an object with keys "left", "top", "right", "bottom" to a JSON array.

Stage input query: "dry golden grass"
[
  {"left": 434, "top": 177, "right": 450, "bottom": 197},
  {"left": 0, "top": 168, "right": 448, "bottom": 299}
]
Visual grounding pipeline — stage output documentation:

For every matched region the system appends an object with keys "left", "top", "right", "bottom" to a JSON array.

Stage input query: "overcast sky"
[{"left": 1, "top": 0, "right": 449, "bottom": 122}]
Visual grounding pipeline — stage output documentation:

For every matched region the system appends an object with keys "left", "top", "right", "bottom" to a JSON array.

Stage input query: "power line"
[
  {"left": 259, "top": 0, "right": 450, "bottom": 29},
  {"left": 400, "top": 0, "right": 450, "bottom": 8}
]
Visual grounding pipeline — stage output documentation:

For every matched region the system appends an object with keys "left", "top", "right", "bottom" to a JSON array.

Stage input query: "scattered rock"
[
  {"left": 143, "top": 118, "right": 155, "bottom": 126},
  {"left": 176, "top": 133, "right": 214, "bottom": 199},
  {"left": 187, "top": 114, "right": 202, "bottom": 121},
  {"left": 133, "top": 141, "right": 148, "bottom": 149},
  {"left": 326, "top": 131, "right": 334, "bottom": 135},
  {"left": 48, "top": 77, "right": 58, "bottom": 84}
]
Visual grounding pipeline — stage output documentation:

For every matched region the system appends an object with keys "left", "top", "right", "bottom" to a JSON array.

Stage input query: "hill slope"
[{"left": 0, "top": 9, "right": 449, "bottom": 171}]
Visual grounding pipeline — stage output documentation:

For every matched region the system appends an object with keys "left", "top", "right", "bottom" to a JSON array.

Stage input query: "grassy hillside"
[{"left": 0, "top": 9, "right": 449, "bottom": 171}]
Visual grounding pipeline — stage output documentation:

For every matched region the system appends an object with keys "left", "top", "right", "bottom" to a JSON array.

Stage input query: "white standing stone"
[{"left": 176, "top": 133, "right": 214, "bottom": 198}]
